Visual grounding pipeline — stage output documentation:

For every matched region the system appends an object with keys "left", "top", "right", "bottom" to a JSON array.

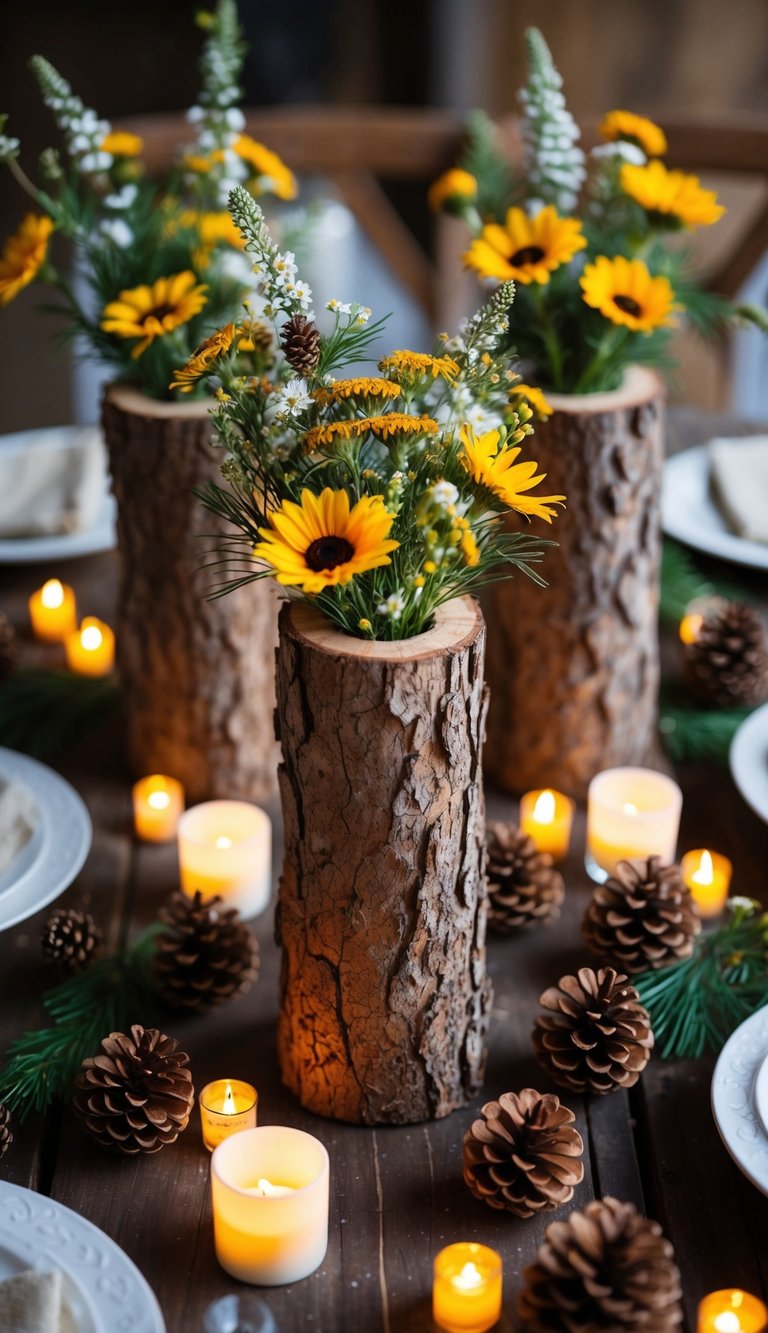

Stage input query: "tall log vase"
[
  {"left": 484, "top": 366, "right": 665, "bottom": 799},
  {"left": 102, "top": 384, "right": 279, "bottom": 802},
  {"left": 275, "top": 596, "right": 492, "bottom": 1124}
]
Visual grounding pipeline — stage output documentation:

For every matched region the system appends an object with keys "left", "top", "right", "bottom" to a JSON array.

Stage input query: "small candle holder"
[
  {"left": 519, "top": 788, "right": 575, "bottom": 861},
  {"left": 65, "top": 616, "right": 115, "bottom": 676},
  {"left": 28, "top": 578, "right": 77, "bottom": 643},
  {"left": 132, "top": 774, "right": 185, "bottom": 843},
  {"left": 697, "top": 1288, "right": 768, "bottom": 1332},
  {"left": 681, "top": 849, "right": 733, "bottom": 920},
  {"left": 202, "top": 1294, "right": 277, "bottom": 1333},
  {"left": 433, "top": 1242, "right": 503, "bottom": 1333},
  {"left": 178, "top": 800, "right": 272, "bottom": 919},
  {"left": 585, "top": 767, "right": 682, "bottom": 884},
  {"left": 199, "top": 1079, "right": 257, "bottom": 1151}
]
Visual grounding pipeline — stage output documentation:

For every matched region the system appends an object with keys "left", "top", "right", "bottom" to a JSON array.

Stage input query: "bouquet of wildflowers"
[
  {"left": 429, "top": 27, "right": 765, "bottom": 395},
  {"left": 173, "top": 186, "right": 564, "bottom": 641},
  {"left": 0, "top": 0, "right": 297, "bottom": 399}
]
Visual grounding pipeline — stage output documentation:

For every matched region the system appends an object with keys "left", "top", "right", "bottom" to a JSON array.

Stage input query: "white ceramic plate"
[
  {"left": 729, "top": 702, "right": 768, "bottom": 826},
  {"left": 712, "top": 1005, "right": 768, "bottom": 1196},
  {"left": 0, "top": 1182, "right": 164, "bottom": 1333},
  {"left": 662, "top": 444, "right": 768, "bottom": 571},
  {"left": 0, "top": 426, "right": 116, "bottom": 564},
  {"left": 0, "top": 748, "right": 91, "bottom": 932}
]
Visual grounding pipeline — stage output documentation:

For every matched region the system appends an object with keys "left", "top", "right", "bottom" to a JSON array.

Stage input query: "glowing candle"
[
  {"left": 681, "top": 848, "right": 733, "bottom": 919},
  {"left": 199, "top": 1079, "right": 258, "bottom": 1151},
  {"left": 211, "top": 1126, "right": 329, "bottom": 1284},
  {"left": 432, "top": 1243, "right": 503, "bottom": 1333},
  {"left": 65, "top": 616, "right": 115, "bottom": 676},
  {"left": 698, "top": 1289, "right": 768, "bottom": 1333},
  {"left": 679, "top": 612, "right": 704, "bottom": 645},
  {"left": 178, "top": 801, "right": 271, "bottom": 919},
  {"left": 519, "top": 788, "right": 575, "bottom": 860},
  {"left": 585, "top": 767, "right": 682, "bottom": 883},
  {"left": 132, "top": 774, "right": 184, "bottom": 843},
  {"left": 28, "top": 578, "right": 77, "bottom": 642}
]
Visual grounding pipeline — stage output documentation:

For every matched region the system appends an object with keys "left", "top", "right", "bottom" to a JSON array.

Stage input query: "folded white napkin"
[
  {"left": 0, "top": 778, "right": 38, "bottom": 878},
  {"left": 0, "top": 427, "right": 106, "bottom": 538},
  {"left": 0, "top": 1268, "right": 64, "bottom": 1333},
  {"left": 709, "top": 435, "right": 768, "bottom": 544}
]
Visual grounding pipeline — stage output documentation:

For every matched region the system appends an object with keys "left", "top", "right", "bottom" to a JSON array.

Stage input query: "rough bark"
[
  {"left": 102, "top": 384, "right": 279, "bottom": 802},
  {"left": 275, "top": 597, "right": 492, "bottom": 1125},
  {"left": 484, "top": 367, "right": 665, "bottom": 800}
]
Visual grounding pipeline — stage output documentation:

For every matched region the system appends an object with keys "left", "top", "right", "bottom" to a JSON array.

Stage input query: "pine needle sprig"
[
  {"left": 660, "top": 538, "right": 750, "bottom": 625},
  {"left": 460, "top": 110, "right": 514, "bottom": 219},
  {"left": 0, "top": 669, "right": 119, "bottom": 760}
]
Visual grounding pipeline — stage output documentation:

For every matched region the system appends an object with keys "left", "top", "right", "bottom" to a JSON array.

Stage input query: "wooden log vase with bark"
[
  {"left": 483, "top": 366, "right": 665, "bottom": 799},
  {"left": 102, "top": 384, "right": 279, "bottom": 802},
  {"left": 275, "top": 595, "right": 492, "bottom": 1124}
]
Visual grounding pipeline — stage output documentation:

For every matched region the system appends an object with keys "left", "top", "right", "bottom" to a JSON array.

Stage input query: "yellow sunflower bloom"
[
  {"left": 599, "top": 111, "right": 667, "bottom": 157},
  {"left": 428, "top": 168, "right": 478, "bottom": 213},
  {"left": 0, "top": 214, "right": 54, "bottom": 306},
  {"left": 510, "top": 383, "right": 553, "bottom": 419},
  {"left": 101, "top": 271, "right": 208, "bottom": 358},
  {"left": 233, "top": 135, "right": 298, "bottom": 201},
  {"left": 620, "top": 159, "right": 725, "bottom": 228},
  {"left": 253, "top": 488, "right": 399, "bottom": 593},
  {"left": 169, "top": 322, "right": 237, "bottom": 392},
  {"left": 315, "top": 377, "right": 401, "bottom": 406},
  {"left": 101, "top": 130, "right": 144, "bottom": 157},
  {"left": 580, "top": 255, "right": 677, "bottom": 332},
  {"left": 460, "top": 425, "right": 565, "bottom": 522},
  {"left": 464, "top": 205, "right": 586, "bottom": 285},
  {"left": 378, "top": 350, "right": 460, "bottom": 384}
]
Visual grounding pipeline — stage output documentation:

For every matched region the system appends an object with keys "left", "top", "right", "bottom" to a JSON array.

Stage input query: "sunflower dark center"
[
  {"left": 143, "top": 302, "right": 175, "bottom": 325},
  {"left": 613, "top": 294, "right": 642, "bottom": 317},
  {"left": 510, "top": 245, "right": 546, "bottom": 266},
  {"left": 305, "top": 536, "right": 355, "bottom": 571}
]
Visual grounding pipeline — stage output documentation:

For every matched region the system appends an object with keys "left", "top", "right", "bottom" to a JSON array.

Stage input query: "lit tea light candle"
[
  {"left": 28, "top": 578, "right": 77, "bottom": 642},
  {"left": 178, "top": 801, "right": 271, "bottom": 919},
  {"left": 585, "top": 767, "right": 683, "bottom": 883},
  {"left": 698, "top": 1289, "right": 768, "bottom": 1333},
  {"left": 132, "top": 774, "right": 184, "bottom": 843},
  {"left": 681, "top": 848, "right": 733, "bottom": 919},
  {"left": 65, "top": 616, "right": 115, "bottom": 676},
  {"left": 433, "top": 1243, "right": 503, "bottom": 1333},
  {"left": 679, "top": 611, "right": 704, "bottom": 645},
  {"left": 199, "top": 1079, "right": 258, "bottom": 1151},
  {"left": 519, "top": 787, "right": 575, "bottom": 860},
  {"left": 211, "top": 1125, "right": 329, "bottom": 1284}
]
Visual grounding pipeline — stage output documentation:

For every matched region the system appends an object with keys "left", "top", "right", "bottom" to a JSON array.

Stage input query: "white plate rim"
[
  {"left": 711, "top": 1003, "right": 768, "bottom": 1197},
  {"left": 0, "top": 425, "right": 115, "bottom": 565},
  {"left": 0, "top": 1181, "right": 165, "bottom": 1333},
  {"left": 729, "top": 701, "right": 768, "bottom": 827},
  {"left": 662, "top": 443, "right": 768, "bottom": 572}
]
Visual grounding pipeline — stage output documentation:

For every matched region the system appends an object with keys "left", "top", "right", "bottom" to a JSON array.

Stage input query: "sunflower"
[
  {"left": 510, "top": 383, "right": 553, "bottom": 419},
  {"left": 460, "top": 426, "right": 565, "bottom": 522},
  {"left": 599, "top": 111, "right": 667, "bottom": 157},
  {"left": 378, "top": 350, "right": 460, "bottom": 384},
  {"left": 169, "top": 323, "right": 237, "bottom": 392},
  {"left": 580, "top": 256, "right": 677, "bottom": 333},
  {"left": 0, "top": 214, "right": 54, "bottom": 306},
  {"left": 233, "top": 135, "right": 297, "bottom": 201},
  {"left": 315, "top": 377, "right": 401, "bottom": 406},
  {"left": 253, "top": 488, "right": 399, "bottom": 593},
  {"left": 620, "top": 159, "right": 725, "bottom": 228},
  {"left": 463, "top": 205, "right": 586, "bottom": 285},
  {"left": 101, "top": 271, "right": 208, "bottom": 358},
  {"left": 101, "top": 130, "right": 144, "bottom": 157},
  {"left": 428, "top": 168, "right": 478, "bottom": 213}
]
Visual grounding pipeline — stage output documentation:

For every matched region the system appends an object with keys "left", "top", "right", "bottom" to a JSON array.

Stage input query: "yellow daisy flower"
[
  {"left": 182, "top": 150, "right": 225, "bottom": 174},
  {"left": 428, "top": 168, "right": 478, "bottom": 213},
  {"left": 510, "top": 383, "right": 553, "bottom": 419},
  {"left": 0, "top": 214, "right": 54, "bottom": 306},
  {"left": 366, "top": 413, "right": 439, "bottom": 441},
  {"left": 101, "top": 130, "right": 144, "bottom": 157},
  {"left": 580, "top": 256, "right": 677, "bottom": 332},
  {"left": 460, "top": 426, "right": 565, "bottom": 522},
  {"left": 599, "top": 111, "right": 667, "bottom": 157},
  {"left": 315, "top": 377, "right": 401, "bottom": 406},
  {"left": 233, "top": 135, "right": 298, "bottom": 201},
  {"left": 101, "top": 271, "right": 208, "bottom": 358},
  {"left": 620, "top": 159, "right": 725, "bottom": 227},
  {"left": 463, "top": 205, "right": 586, "bottom": 285},
  {"left": 169, "top": 322, "right": 238, "bottom": 392},
  {"left": 253, "top": 488, "right": 399, "bottom": 593},
  {"left": 378, "top": 350, "right": 460, "bottom": 384},
  {"left": 460, "top": 528, "right": 480, "bottom": 567}
]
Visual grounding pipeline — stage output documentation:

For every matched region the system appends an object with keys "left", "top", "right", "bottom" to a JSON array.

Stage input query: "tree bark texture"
[
  {"left": 483, "top": 367, "right": 665, "bottom": 800},
  {"left": 275, "top": 597, "right": 492, "bottom": 1125},
  {"left": 102, "top": 384, "right": 279, "bottom": 803}
]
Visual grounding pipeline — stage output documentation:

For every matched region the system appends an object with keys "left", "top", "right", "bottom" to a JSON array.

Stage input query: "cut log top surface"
[
  {"left": 104, "top": 383, "right": 215, "bottom": 421},
  {"left": 285, "top": 595, "right": 484, "bottom": 662},
  {"left": 544, "top": 365, "right": 664, "bottom": 414}
]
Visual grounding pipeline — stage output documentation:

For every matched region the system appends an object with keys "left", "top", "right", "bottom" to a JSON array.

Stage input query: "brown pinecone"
[
  {"left": 0, "top": 1103, "right": 12, "bottom": 1158},
  {"left": 73, "top": 1025, "right": 194, "bottom": 1155},
  {"left": 41, "top": 908, "right": 102, "bottom": 972},
  {"left": 486, "top": 822, "right": 565, "bottom": 934},
  {"left": 582, "top": 856, "right": 701, "bottom": 975},
  {"left": 683, "top": 601, "right": 768, "bottom": 708},
  {"left": 152, "top": 891, "right": 258, "bottom": 1012},
  {"left": 280, "top": 314, "right": 320, "bottom": 373},
  {"left": 532, "top": 967, "right": 654, "bottom": 1096},
  {"left": 463, "top": 1088, "right": 584, "bottom": 1218},
  {"left": 0, "top": 613, "right": 17, "bottom": 684},
  {"left": 517, "top": 1196, "right": 683, "bottom": 1331}
]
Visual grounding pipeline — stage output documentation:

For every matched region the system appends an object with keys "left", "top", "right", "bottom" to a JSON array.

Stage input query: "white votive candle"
[
  {"left": 178, "top": 800, "right": 271, "bottom": 919},
  {"left": 211, "top": 1126, "right": 329, "bottom": 1285},
  {"left": 586, "top": 767, "right": 682, "bottom": 883}
]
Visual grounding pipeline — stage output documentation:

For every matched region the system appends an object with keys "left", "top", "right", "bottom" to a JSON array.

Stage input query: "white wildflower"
[
  {"left": 326, "top": 298, "right": 352, "bottom": 315},
  {"left": 104, "top": 184, "right": 138, "bottom": 210},
  {"left": 100, "top": 218, "right": 133, "bottom": 247},
  {"left": 225, "top": 107, "right": 246, "bottom": 131},
  {"left": 431, "top": 480, "right": 459, "bottom": 509},
  {"left": 272, "top": 377, "right": 314, "bottom": 418},
  {"left": 187, "top": 105, "right": 205, "bottom": 124},
  {"left": 727, "top": 896, "right": 759, "bottom": 914},
  {"left": 376, "top": 591, "right": 405, "bottom": 620},
  {"left": 591, "top": 141, "right": 646, "bottom": 166}
]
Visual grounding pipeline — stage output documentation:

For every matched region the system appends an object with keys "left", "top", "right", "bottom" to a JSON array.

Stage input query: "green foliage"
[
  {"left": 460, "top": 111, "right": 514, "bottom": 219},
  {"left": 658, "top": 684, "right": 751, "bottom": 765},
  {"left": 0, "top": 669, "right": 118, "bottom": 760}
]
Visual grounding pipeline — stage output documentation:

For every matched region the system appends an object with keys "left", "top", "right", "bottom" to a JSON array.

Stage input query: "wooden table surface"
[{"left": 1, "top": 408, "right": 767, "bottom": 1333}]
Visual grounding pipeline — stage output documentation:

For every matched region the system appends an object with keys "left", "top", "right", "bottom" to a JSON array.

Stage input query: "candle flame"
[
  {"left": 679, "top": 612, "right": 704, "bottom": 645},
  {"left": 215, "top": 835, "right": 233, "bottom": 849},
  {"left": 41, "top": 578, "right": 64, "bottom": 609},
  {"left": 714, "top": 1315, "right": 742, "bottom": 1333},
  {"left": 222, "top": 1082, "right": 236, "bottom": 1115},
  {"left": 452, "top": 1261, "right": 484, "bottom": 1292},
  {"left": 81, "top": 624, "right": 103, "bottom": 651},
  {"left": 692, "top": 850, "right": 714, "bottom": 886},
  {"left": 147, "top": 789, "right": 171, "bottom": 810},
  {"left": 532, "top": 789, "right": 556, "bottom": 824},
  {"left": 623, "top": 802, "right": 638, "bottom": 816},
  {"left": 254, "top": 1177, "right": 295, "bottom": 1196}
]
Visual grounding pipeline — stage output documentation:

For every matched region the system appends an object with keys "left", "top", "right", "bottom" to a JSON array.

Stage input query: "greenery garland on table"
[{"left": 0, "top": 668, "right": 119, "bottom": 760}]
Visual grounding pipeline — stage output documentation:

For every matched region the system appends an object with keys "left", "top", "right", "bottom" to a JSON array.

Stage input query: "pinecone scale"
[
  {"left": 0, "top": 1103, "right": 12, "bottom": 1158},
  {"left": 583, "top": 856, "right": 701, "bottom": 974}
]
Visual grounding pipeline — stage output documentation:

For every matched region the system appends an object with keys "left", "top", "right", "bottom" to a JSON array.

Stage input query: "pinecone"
[
  {"left": 41, "top": 908, "right": 102, "bottom": 972},
  {"left": 532, "top": 967, "right": 654, "bottom": 1096},
  {"left": 0, "top": 613, "right": 17, "bottom": 684},
  {"left": 683, "top": 601, "right": 768, "bottom": 708},
  {"left": 517, "top": 1196, "right": 683, "bottom": 1332},
  {"left": 486, "top": 822, "right": 565, "bottom": 934},
  {"left": 74, "top": 1026, "right": 194, "bottom": 1155},
  {"left": 152, "top": 891, "right": 258, "bottom": 1012},
  {"left": 463, "top": 1088, "right": 584, "bottom": 1218},
  {"left": 280, "top": 314, "right": 320, "bottom": 374},
  {"left": 0, "top": 1103, "right": 12, "bottom": 1158},
  {"left": 582, "top": 856, "right": 701, "bottom": 975}
]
